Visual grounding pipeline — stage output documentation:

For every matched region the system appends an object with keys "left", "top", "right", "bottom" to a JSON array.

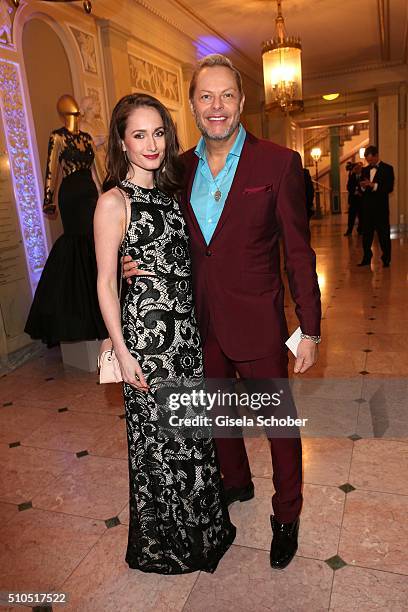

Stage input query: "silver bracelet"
[{"left": 300, "top": 333, "right": 321, "bottom": 344}]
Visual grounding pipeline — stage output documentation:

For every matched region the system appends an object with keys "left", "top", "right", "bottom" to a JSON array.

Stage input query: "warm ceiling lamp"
[
  {"left": 322, "top": 93, "right": 340, "bottom": 101},
  {"left": 11, "top": 1, "right": 92, "bottom": 13},
  {"left": 262, "top": 0, "right": 303, "bottom": 113}
]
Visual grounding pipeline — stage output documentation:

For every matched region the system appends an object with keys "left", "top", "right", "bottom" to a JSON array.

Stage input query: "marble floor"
[{"left": 1, "top": 214, "right": 407, "bottom": 611}]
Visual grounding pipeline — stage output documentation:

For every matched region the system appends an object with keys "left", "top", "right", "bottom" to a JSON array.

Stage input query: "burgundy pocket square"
[{"left": 244, "top": 184, "right": 273, "bottom": 195}]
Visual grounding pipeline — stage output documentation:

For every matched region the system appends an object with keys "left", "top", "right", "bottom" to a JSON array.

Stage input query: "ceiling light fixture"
[
  {"left": 262, "top": 0, "right": 303, "bottom": 113},
  {"left": 322, "top": 93, "right": 340, "bottom": 101}
]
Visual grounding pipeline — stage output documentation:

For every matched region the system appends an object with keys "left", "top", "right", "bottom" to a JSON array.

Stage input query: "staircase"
[{"left": 304, "top": 121, "right": 369, "bottom": 172}]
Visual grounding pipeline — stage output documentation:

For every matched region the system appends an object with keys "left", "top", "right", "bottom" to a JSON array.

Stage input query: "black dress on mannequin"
[{"left": 25, "top": 127, "right": 107, "bottom": 345}]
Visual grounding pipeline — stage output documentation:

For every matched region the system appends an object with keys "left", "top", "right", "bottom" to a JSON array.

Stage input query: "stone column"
[
  {"left": 369, "top": 101, "right": 378, "bottom": 147},
  {"left": 329, "top": 126, "right": 341, "bottom": 213},
  {"left": 97, "top": 20, "right": 132, "bottom": 114},
  {"left": 265, "top": 108, "right": 292, "bottom": 147},
  {"left": 398, "top": 82, "right": 407, "bottom": 232},
  {"left": 377, "top": 84, "right": 399, "bottom": 227}
]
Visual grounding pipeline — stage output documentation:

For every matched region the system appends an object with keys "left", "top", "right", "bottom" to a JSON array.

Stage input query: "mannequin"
[
  {"left": 43, "top": 94, "right": 104, "bottom": 215},
  {"left": 25, "top": 94, "right": 107, "bottom": 351}
]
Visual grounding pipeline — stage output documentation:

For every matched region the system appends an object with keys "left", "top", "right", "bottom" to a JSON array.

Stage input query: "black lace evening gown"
[
  {"left": 119, "top": 179, "right": 235, "bottom": 574},
  {"left": 25, "top": 127, "right": 107, "bottom": 344}
]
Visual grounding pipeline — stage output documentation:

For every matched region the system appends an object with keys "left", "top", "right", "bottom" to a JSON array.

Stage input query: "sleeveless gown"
[{"left": 120, "top": 179, "right": 235, "bottom": 574}]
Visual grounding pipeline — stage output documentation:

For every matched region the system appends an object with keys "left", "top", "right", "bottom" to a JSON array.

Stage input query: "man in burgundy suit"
[{"left": 124, "top": 54, "right": 321, "bottom": 569}]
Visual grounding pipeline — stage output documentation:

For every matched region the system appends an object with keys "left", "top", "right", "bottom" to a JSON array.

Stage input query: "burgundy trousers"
[{"left": 203, "top": 321, "right": 302, "bottom": 523}]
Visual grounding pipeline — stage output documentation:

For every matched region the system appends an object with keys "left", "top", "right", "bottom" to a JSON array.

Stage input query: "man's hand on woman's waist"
[{"left": 122, "top": 255, "right": 155, "bottom": 284}]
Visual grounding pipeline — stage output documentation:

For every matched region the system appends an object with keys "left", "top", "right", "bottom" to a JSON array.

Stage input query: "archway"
[{"left": 22, "top": 17, "right": 74, "bottom": 243}]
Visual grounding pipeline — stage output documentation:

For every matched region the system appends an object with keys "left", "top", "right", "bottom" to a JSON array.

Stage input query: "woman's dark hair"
[{"left": 103, "top": 93, "right": 183, "bottom": 194}]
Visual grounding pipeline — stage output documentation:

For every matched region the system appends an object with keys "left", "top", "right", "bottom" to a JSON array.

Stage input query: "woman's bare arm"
[{"left": 94, "top": 188, "right": 148, "bottom": 390}]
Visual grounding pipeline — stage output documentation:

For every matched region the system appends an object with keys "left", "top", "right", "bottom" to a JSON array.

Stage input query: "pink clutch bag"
[{"left": 97, "top": 342, "right": 123, "bottom": 384}]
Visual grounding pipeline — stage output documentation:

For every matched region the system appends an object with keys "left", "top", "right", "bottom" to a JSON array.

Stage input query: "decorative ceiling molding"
[
  {"left": 134, "top": 0, "right": 190, "bottom": 38},
  {"left": 377, "top": 0, "right": 390, "bottom": 61},
  {"left": 305, "top": 59, "right": 406, "bottom": 81}
]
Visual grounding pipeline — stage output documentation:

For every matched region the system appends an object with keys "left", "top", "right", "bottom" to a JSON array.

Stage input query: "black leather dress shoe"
[
  {"left": 357, "top": 260, "right": 371, "bottom": 266},
  {"left": 270, "top": 516, "right": 299, "bottom": 569},
  {"left": 223, "top": 481, "right": 254, "bottom": 506}
]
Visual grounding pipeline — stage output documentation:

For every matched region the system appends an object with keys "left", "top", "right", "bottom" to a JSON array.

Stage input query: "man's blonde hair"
[{"left": 189, "top": 54, "right": 244, "bottom": 101}]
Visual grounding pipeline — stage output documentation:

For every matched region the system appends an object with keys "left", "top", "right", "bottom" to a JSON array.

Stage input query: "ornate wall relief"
[
  {"left": 80, "top": 86, "right": 107, "bottom": 160},
  {"left": 128, "top": 54, "right": 180, "bottom": 103},
  {"left": 70, "top": 26, "right": 97, "bottom": 74},
  {"left": 86, "top": 86, "right": 106, "bottom": 126},
  {"left": 0, "top": 59, "right": 48, "bottom": 289},
  {"left": 0, "top": 0, "right": 16, "bottom": 48}
]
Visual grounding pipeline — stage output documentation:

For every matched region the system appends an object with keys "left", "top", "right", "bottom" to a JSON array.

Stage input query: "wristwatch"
[{"left": 300, "top": 333, "right": 321, "bottom": 344}]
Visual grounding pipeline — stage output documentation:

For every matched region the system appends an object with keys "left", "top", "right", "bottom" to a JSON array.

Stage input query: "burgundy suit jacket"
[{"left": 180, "top": 131, "right": 321, "bottom": 361}]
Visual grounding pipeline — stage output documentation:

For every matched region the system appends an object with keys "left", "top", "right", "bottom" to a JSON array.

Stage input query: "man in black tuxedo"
[
  {"left": 358, "top": 146, "right": 394, "bottom": 267},
  {"left": 345, "top": 162, "right": 363, "bottom": 236}
]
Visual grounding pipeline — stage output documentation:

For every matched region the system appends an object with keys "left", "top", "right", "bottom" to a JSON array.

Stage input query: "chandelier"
[
  {"left": 262, "top": 0, "right": 303, "bottom": 112},
  {"left": 11, "top": 0, "right": 92, "bottom": 13}
]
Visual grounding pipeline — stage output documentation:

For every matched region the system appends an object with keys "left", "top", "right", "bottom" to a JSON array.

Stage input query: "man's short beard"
[{"left": 193, "top": 109, "right": 240, "bottom": 141}]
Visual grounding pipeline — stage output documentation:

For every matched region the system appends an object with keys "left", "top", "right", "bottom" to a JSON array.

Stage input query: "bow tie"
[{"left": 370, "top": 164, "right": 379, "bottom": 169}]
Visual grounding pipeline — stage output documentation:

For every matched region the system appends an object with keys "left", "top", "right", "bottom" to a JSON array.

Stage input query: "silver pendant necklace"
[
  {"left": 208, "top": 151, "right": 232, "bottom": 202},
  {"left": 212, "top": 169, "right": 230, "bottom": 202}
]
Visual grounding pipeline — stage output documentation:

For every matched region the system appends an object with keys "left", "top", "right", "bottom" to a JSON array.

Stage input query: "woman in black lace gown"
[{"left": 94, "top": 94, "right": 235, "bottom": 574}]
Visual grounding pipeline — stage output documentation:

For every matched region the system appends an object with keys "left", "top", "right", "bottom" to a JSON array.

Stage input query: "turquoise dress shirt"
[{"left": 191, "top": 124, "right": 246, "bottom": 244}]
